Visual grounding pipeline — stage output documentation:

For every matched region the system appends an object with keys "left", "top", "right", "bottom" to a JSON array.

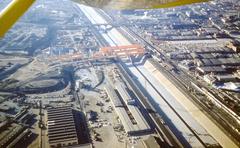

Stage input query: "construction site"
[{"left": 0, "top": 0, "right": 240, "bottom": 148}]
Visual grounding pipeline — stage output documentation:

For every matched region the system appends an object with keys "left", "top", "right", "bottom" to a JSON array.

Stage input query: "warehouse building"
[
  {"left": 0, "top": 123, "right": 27, "bottom": 148},
  {"left": 47, "top": 107, "right": 78, "bottom": 147},
  {"left": 216, "top": 74, "right": 239, "bottom": 82},
  {"left": 105, "top": 85, "right": 124, "bottom": 108},
  {"left": 105, "top": 83, "right": 151, "bottom": 136},
  {"left": 196, "top": 66, "right": 227, "bottom": 74}
]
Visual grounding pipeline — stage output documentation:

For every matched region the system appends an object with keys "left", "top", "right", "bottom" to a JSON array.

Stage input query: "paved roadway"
[
  {"left": 76, "top": 4, "right": 239, "bottom": 148},
  {"left": 125, "top": 22, "right": 240, "bottom": 147}
]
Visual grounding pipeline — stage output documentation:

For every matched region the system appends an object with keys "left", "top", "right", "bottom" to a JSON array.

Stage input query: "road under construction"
[
  {"left": 35, "top": 3, "right": 239, "bottom": 148},
  {"left": 47, "top": 44, "right": 145, "bottom": 62},
  {"left": 1, "top": 1, "right": 239, "bottom": 148},
  {"left": 75, "top": 4, "right": 239, "bottom": 148}
]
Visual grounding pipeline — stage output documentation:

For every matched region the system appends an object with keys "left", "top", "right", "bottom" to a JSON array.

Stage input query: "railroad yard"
[{"left": 0, "top": 0, "right": 240, "bottom": 148}]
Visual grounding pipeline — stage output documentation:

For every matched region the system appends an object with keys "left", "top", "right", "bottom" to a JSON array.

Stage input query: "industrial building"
[
  {"left": 47, "top": 107, "right": 78, "bottom": 147},
  {"left": 105, "top": 85, "right": 123, "bottom": 108},
  {"left": 105, "top": 83, "right": 151, "bottom": 136},
  {"left": 216, "top": 74, "right": 240, "bottom": 82},
  {"left": 0, "top": 123, "right": 28, "bottom": 148},
  {"left": 196, "top": 66, "right": 227, "bottom": 74}
]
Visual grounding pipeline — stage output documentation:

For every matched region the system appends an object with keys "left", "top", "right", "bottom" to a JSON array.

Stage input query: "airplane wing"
[
  {"left": 0, "top": 0, "right": 209, "bottom": 37},
  {"left": 0, "top": 0, "right": 36, "bottom": 37},
  {"left": 72, "top": 0, "right": 209, "bottom": 9}
]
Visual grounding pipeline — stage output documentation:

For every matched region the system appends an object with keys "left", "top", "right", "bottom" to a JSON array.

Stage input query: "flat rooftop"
[
  {"left": 115, "top": 83, "right": 151, "bottom": 133},
  {"left": 47, "top": 107, "right": 78, "bottom": 144},
  {"left": 106, "top": 82, "right": 151, "bottom": 135}
]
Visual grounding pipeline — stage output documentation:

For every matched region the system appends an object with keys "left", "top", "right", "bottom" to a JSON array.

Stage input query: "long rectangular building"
[
  {"left": 105, "top": 85, "right": 123, "bottom": 107},
  {"left": 47, "top": 107, "right": 78, "bottom": 148},
  {"left": 106, "top": 82, "right": 151, "bottom": 135}
]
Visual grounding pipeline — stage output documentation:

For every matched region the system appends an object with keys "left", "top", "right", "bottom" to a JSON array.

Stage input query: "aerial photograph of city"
[{"left": 0, "top": 0, "right": 239, "bottom": 148}]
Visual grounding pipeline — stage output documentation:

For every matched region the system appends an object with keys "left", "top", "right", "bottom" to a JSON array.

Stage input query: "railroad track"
[
  {"left": 123, "top": 25, "right": 240, "bottom": 145},
  {"left": 149, "top": 59, "right": 240, "bottom": 146},
  {"left": 116, "top": 61, "right": 183, "bottom": 148},
  {"left": 129, "top": 60, "right": 209, "bottom": 147}
]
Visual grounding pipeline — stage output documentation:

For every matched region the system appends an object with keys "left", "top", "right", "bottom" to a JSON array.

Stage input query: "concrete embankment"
[{"left": 144, "top": 60, "right": 238, "bottom": 148}]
